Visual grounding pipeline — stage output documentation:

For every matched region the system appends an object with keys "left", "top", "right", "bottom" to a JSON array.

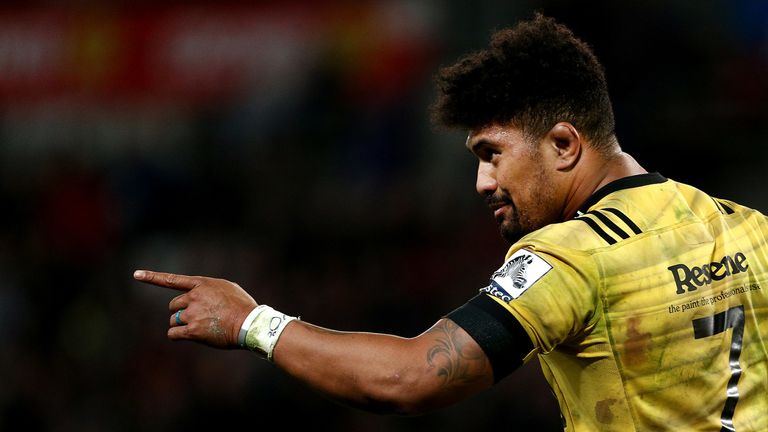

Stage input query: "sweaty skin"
[{"left": 466, "top": 123, "right": 645, "bottom": 243}]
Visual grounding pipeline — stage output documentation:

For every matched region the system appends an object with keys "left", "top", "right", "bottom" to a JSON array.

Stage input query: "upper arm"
[
  {"left": 404, "top": 307, "right": 534, "bottom": 412},
  {"left": 418, "top": 318, "right": 494, "bottom": 385},
  {"left": 444, "top": 295, "right": 535, "bottom": 382},
  {"left": 404, "top": 318, "right": 495, "bottom": 411}
]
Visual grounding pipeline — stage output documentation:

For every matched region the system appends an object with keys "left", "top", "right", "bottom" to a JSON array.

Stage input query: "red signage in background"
[
  {"left": 0, "top": 4, "right": 438, "bottom": 106},
  {"left": 144, "top": 6, "right": 323, "bottom": 102},
  {"left": 0, "top": 13, "right": 70, "bottom": 99}
]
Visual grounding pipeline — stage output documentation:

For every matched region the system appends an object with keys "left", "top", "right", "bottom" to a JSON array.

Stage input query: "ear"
[{"left": 545, "top": 122, "right": 582, "bottom": 171}]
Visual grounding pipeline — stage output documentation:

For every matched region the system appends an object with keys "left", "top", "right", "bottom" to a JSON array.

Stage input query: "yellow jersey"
[{"left": 451, "top": 173, "right": 768, "bottom": 431}]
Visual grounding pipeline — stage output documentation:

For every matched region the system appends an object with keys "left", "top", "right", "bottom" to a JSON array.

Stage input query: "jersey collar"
[{"left": 577, "top": 172, "right": 667, "bottom": 215}]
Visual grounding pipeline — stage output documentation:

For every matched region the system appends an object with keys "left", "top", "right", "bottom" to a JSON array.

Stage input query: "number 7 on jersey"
[{"left": 691, "top": 305, "right": 745, "bottom": 432}]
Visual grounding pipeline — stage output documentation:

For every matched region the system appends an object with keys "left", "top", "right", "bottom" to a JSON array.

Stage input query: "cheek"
[
  {"left": 514, "top": 165, "right": 552, "bottom": 208},
  {"left": 495, "top": 162, "right": 524, "bottom": 191},
  {"left": 530, "top": 172, "right": 560, "bottom": 218}
]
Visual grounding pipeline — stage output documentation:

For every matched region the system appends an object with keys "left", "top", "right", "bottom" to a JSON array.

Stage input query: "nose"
[{"left": 476, "top": 161, "right": 497, "bottom": 196}]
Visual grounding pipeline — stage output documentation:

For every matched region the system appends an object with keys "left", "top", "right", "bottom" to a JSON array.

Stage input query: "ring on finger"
[{"left": 175, "top": 308, "right": 186, "bottom": 326}]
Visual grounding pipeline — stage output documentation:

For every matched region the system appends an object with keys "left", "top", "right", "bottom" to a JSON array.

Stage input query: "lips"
[
  {"left": 486, "top": 195, "right": 513, "bottom": 219},
  {"left": 493, "top": 204, "right": 509, "bottom": 218},
  {"left": 488, "top": 201, "right": 507, "bottom": 210}
]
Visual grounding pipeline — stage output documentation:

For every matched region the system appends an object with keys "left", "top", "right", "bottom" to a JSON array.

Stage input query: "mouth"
[
  {"left": 491, "top": 203, "right": 509, "bottom": 217},
  {"left": 488, "top": 201, "right": 512, "bottom": 219},
  {"left": 486, "top": 193, "right": 513, "bottom": 220}
]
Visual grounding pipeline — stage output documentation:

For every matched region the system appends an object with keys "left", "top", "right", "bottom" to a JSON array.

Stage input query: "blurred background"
[{"left": 1, "top": 0, "right": 766, "bottom": 430}]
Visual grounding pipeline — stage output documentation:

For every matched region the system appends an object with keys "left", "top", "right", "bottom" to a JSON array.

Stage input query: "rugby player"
[{"left": 135, "top": 14, "right": 768, "bottom": 430}]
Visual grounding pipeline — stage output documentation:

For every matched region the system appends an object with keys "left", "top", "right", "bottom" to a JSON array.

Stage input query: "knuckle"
[
  {"left": 165, "top": 274, "right": 177, "bottom": 286},
  {"left": 169, "top": 326, "right": 189, "bottom": 340},
  {"left": 186, "top": 322, "right": 200, "bottom": 336},
  {"left": 187, "top": 276, "right": 203, "bottom": 288}
]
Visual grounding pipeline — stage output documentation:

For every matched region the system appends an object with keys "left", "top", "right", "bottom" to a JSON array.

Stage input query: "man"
[{"left": 135, "top": 14, "right": 767, "bottom": 431}]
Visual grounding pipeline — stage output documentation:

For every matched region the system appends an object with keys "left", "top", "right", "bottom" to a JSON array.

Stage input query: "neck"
[{"left": 561, "top": 150, "right": 646, "bottom": 220}]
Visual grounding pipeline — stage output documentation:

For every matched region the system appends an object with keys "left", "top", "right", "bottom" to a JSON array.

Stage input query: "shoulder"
[{"left": 516, "top": 208, "right": 644, "bottom": 255}]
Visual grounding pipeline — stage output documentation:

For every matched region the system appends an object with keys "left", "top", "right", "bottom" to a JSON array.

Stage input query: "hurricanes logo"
[{"left": 492, "top": 254, "right": 534, "bottom": 289}]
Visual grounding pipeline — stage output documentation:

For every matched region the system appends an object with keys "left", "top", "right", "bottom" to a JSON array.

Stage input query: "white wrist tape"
[
  {"left": 239, "top": 305, "right": 297, "bottom": 361},
  {"left": 238, "top": 307, "right": 263, "bottom": 347}
]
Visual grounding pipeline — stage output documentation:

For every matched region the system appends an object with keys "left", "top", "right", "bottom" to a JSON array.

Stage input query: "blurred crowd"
[{"left": 0, "top": 1, "right": 766, "bottom": 431}]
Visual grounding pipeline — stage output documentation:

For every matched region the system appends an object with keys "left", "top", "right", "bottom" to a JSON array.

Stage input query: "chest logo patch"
[{"left": 480, "top": 249, "right": 552, "bottom": 302}]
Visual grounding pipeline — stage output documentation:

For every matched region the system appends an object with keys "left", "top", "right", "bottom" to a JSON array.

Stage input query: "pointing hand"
[{"left": 134, "top": 270, "right": 258, "bottom": 349}]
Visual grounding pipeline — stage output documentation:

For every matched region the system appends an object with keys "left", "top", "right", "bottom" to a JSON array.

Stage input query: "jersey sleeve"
[
  {"left": 501, "top": 246, "right": 599, "bottom": 353},
  {"left": 447, "top": 245, "right": 599, "bottom": 381}
]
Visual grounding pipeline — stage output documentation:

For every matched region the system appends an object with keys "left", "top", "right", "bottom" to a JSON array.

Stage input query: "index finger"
[{"left": 133, "top": 270, "right": 200, "bottom": 291}]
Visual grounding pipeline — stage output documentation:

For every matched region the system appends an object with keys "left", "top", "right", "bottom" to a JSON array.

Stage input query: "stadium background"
[{"left": 0, "top": 0, "right": 766, "bottom": 430}]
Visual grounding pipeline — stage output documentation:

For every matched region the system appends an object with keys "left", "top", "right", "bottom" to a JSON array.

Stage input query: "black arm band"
[{"left": 445, "top": 294, "right": 534, "bottom": 383}]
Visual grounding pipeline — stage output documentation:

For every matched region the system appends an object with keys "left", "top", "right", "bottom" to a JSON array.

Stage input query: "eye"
[
  {"left": 469, "top": 141, "right": 501, "bottom": 163},
  {"left": 480, "top": 148, "right": 500, "bottom": 163}
]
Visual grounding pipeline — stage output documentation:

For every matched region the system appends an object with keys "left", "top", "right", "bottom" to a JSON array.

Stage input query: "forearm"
[
  {"left": 271, "top": 318, "right": 493, "bottom": 416},
  {"left": 131, "top": 271, "right": 494, "bottom": 415}
]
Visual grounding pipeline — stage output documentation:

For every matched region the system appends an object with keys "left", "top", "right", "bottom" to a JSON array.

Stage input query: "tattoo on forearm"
[{"left": 426, "top": 320, "right": 488, "bottom": 385}]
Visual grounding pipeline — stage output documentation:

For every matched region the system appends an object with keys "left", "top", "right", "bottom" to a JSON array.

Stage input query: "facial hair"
[
  {"left": 494, "top": 160, "right": 557, "bottom": 244},
  {"left": 486, "top": 190, "right": 522, "bottom": 243}
]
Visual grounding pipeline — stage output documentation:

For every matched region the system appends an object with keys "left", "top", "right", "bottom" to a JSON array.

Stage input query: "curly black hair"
[{"left": 431, "top": 14, "right": 616, "bottom": 151}]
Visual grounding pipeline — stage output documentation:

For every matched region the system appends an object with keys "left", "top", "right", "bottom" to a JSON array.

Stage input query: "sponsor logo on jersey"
[
  {"left": 480, "top": 249, "right": 553, "bottom": 302},
  {"left": 668, "top": 252, "right": 749, "bottom": 295}
]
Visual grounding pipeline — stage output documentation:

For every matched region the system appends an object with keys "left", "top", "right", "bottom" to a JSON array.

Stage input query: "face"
[{"left": 466, "top": 125, "right": 562, "bottom": 244}]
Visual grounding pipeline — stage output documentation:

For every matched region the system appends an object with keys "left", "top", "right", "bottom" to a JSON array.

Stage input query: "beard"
[
  {"left": 497, "top": 200, "right": 526, "bottom": 244},
  {"left": 491, "top": 163, "right": 558, "bottom": 244},
  {"left": 491, "top": 194, "right": 536, "bottom": 244}
]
